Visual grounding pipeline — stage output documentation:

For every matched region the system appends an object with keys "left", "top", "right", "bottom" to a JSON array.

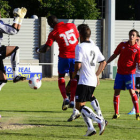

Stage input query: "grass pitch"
[{"left": 0, "top": 78, "right": 139, "bottom": 140}]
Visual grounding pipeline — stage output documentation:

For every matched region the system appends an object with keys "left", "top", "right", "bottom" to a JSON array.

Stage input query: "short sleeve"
[
  {"left": 114, "top": 42, "right": 123, "bottom": 55},
  {"left": 75, "top": 45, "right": 83, "bottom": 62},
  {"left": 45, "top": 32, "right": 55, "bottom": 47}
]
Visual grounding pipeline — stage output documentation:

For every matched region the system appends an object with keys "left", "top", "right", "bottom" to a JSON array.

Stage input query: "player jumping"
[
  {"left": 36, "top": 15, "right": 79, "bottom": 110},
  {"left": 0, "top": 7, "right": 27, "bottom": 91}
]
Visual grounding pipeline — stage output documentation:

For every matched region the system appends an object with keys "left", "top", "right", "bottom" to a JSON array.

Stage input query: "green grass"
[{"left": 0, "top": 79, "right": 139, "bottom": 140}]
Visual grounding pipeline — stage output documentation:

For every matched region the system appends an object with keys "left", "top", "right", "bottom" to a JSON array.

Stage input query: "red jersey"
[
  {"left": 46, "top": 22, "right": 79, "bottom": 58},
  {"left": 114, "top": 41, "right": 140, "bottom": 74}
]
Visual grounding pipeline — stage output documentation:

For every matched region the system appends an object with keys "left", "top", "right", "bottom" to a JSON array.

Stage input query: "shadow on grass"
[
  {"left": 0, "top": 110, "right": 63, "bottom": 113},
  {"left": 0, "top": 132, "right": 87, "bottom": 139}
]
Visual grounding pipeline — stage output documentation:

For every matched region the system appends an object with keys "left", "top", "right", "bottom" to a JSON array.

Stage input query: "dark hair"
[
  {"left": 129, "top": 29, "right": 139, "bottom": 37},
  {"left": 47, "top": 15, "right": 58, "bottom": 25},
  {"left": 79, "top": 25, "right": 91, "bottom": 40},
  {"left": 77, "top": 24, "right": 89, "bottom": 32}
]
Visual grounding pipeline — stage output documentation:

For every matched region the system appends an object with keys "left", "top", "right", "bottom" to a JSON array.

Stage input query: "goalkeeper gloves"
[{"left": 13, "top": 7, "right": 27, "bottom": 25}]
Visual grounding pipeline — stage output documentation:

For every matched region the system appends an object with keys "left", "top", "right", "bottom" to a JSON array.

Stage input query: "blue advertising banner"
[{"left": 5, "top": 66, "right": 42, "bottom": 80}]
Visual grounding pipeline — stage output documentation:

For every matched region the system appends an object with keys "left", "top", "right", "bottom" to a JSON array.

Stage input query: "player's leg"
[
  {"left": 90, "top": 96, "right": 103, "bottom": 119},
  {"left": 128, "top": 89, "right": 139, "bottom": 115},
  {"left": 112, "top": 73, "right": 124, "bottom": 119},
  {"left": 69, "top": 58, "right": 77, "bottom": 108},
  {"left": 81, "top": 110, "right": 96, "bottom": 136},
  {"left": 66, "top": 80, "right": 71, "bottom": 99},
  {"left": 129, "top": 89, "right": 140, "bottom": 120},
  {"left": 112, "top": 89, "right": 120, "bottom": 119},
  {"left": 80, "top": 105, "right": 105, "bottom": 135},
  {"left": 67, "top": 75, "right": 81, "bottom": 121},
  {"left": 6, "top": 46, "right": 26, "bottom": 83},
  {"left": 76, "top": 85, "right": 105, "bottom": 135},
  {"left": 58, "top": 57, "right": 70, "bottom": 110},
  {"left": 128, "top": 77, "right": 140, "bottom": 115},
  {"left": 0, "top": 60, "right": 7, "bottom": 91},
  {"left": 125, "top": 74, "right": 140, "bottom": 120}
]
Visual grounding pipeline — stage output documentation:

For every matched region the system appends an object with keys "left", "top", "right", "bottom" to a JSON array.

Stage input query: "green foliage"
[
  {"left": 40, "top": 0, "right": 100, "bottom": 19},
  {"left": 0, "top": 0, "right": 11, "bottom": 18},
  {"left": 3, "top": 0, "right": 100, "bottom": 19}
]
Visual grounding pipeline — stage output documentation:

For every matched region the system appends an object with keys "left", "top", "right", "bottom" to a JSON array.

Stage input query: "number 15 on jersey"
[{"left": 59, "top": 29, "right": 77, "bottom": 46}]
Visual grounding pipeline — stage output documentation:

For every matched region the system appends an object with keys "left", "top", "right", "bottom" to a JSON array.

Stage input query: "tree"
[
  {"left": 116, "top": 0, "right": 135, "bottom": 20},
  {"left": 0, "top": 0, "right": 11, "bottom": 18},
  {"left": 8, "top": 0, "right": 41, "bottom": 18},
  {"left": 38, "top": 0, "right": 100, "bottom": 19},
  {"left": 2, "top": 0, "right": 100, "bottom": 19}
]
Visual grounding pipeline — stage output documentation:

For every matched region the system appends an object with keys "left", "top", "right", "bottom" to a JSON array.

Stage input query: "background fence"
[{"left": 2, "top": 18, "right": 140, "bottom": 78}]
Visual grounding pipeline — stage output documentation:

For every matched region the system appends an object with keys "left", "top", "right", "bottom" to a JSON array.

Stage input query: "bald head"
[{"left": 47, "top": 15, "right": 59, "bottom": 28}]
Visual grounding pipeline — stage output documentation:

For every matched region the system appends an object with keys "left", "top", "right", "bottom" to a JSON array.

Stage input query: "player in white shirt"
[
  {"left": 0, "top": 8, "right": 27, "bottom": 91},
  {"left": 67, "top": 24, "right": 105, "bottom": 123},
  {"left": 72, "top": 24, "right": 106, "bottom": 136},
  {"left": 128, "top": 35, "right": 140, "bottom": 115}
]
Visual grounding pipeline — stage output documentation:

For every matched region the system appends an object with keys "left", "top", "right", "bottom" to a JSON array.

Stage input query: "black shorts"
[
  {"left": 75, "top": 84, "right": 95, "bottom": 102},
  {"left": 0, "top": 45, "right": 6, "bottom": 73},
  {"left": 0, "top": 45, "right": 6, "bottom": 60},
  {"left": 136, "top": 77, "right": 140, "bottom": 89}
]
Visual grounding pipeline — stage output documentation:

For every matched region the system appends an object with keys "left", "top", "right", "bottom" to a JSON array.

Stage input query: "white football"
[{"left": 28, "top": 76, "right": 42, "bottom": 89}]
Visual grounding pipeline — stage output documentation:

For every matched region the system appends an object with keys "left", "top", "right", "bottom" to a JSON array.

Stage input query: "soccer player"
[
  {"left": 107, "top": 29, "right": 140, "bottom": 120},
  {"left": 0, "top": 7, "right": 27, "bottom": 91},
  {"left": 67, "top": 24, "right": 105, "bottom": 123},
  {"left": 36, "top": 15, "right": 79, "bottom": 110},
  {"left": 128, "top": 35, "right": 140, "bottom": 115},
  {"left": 72, "top": 24, "right": 106, "bottom": 136}
]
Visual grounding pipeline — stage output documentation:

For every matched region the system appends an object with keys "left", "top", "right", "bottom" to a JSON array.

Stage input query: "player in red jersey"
[
  {"left": 107, "top": 29, "right": 140, "bottom": 120},
  {"left": 36, "top": 15, "right": 79, "bottom": 110}
]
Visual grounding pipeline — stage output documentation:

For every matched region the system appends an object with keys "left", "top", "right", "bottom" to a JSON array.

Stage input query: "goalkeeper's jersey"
[
  {"left": 0, "top": 20, "right": 18, "bottom": 47},
  {"left": 75, "top": 41, "right": 105, "bottom": 87}
]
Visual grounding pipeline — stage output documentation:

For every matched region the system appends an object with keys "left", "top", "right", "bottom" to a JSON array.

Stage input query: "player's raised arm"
[{"left": 0, "top": 7, "right": 27, "bottom": 35}]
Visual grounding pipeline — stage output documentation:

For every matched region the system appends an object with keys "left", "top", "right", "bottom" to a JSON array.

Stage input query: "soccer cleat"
[
  {"left": 136, "top": 113, "right": 140, "bottom": 120},
  {"left": 105, "top": 120, "right": 108, "bottom": 126},
  {"left": 62, "top": 99, "right": 70, "bottom": 111},
  {"left": 84, "top": 129, "right": 96, "bottom": 136},
  {"left": 112, "top": 114, "right": 120, "bottom": 119},
  {"left": 98, "top": 120, "right": 108, "bottom": 130},
  {"left": 128, "top": 110, "right": 136, "bottom": 115},
  {"left": 13, "top": 76, "right": 26, "bottom": 83},
  {"left": 99, "top": 120, "right": 106, "bottom": 135},
  {"left": 69, "top": 101, "right": 74, "bottom": 108},
  {"left": 67, "top": 112, "right": 81, "bottom": 122}
]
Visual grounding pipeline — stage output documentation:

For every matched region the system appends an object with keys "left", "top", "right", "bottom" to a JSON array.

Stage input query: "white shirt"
[
  {"left": 136, "top": 63, "right": 140, "bottom": 77},
  {"left": 75, "top": 41, "right": 105, "bottom": 87}
]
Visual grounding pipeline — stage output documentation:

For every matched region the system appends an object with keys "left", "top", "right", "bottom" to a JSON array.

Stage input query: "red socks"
[
  {"left": 58, "top": 78, "right": 67, "bottom": 100},
  {"left": 113, "top": 95, "right": 120, "bottom": 114},
  {"left": 70, "top": 79, "right": 77, "bottom": 102},
  {"left": 131, "top": 92, "right": 139, "bottom": 113}
]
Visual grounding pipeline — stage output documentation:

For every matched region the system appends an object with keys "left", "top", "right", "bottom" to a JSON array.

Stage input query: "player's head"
[
  {"left": 47, "top": 15, "right": 58, "bottom": 28},
  {"left": 77, "top": 24, "right": 89, "bottom": 32},
  {"left": 78, "top": 24, "right": 91, "bottom": 42},
  {"left": 129, "top": 29, "right": 139, "bottom": 42}
]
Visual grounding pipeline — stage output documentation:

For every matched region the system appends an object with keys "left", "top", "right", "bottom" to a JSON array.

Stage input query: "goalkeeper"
[{"left": 0, "top": 7, "right": 27, "bottom": 91}]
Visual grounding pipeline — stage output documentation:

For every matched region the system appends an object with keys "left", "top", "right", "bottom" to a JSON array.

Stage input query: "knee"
[{"left": 79, "top": 105, "right": 85, "bottom": 112}]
